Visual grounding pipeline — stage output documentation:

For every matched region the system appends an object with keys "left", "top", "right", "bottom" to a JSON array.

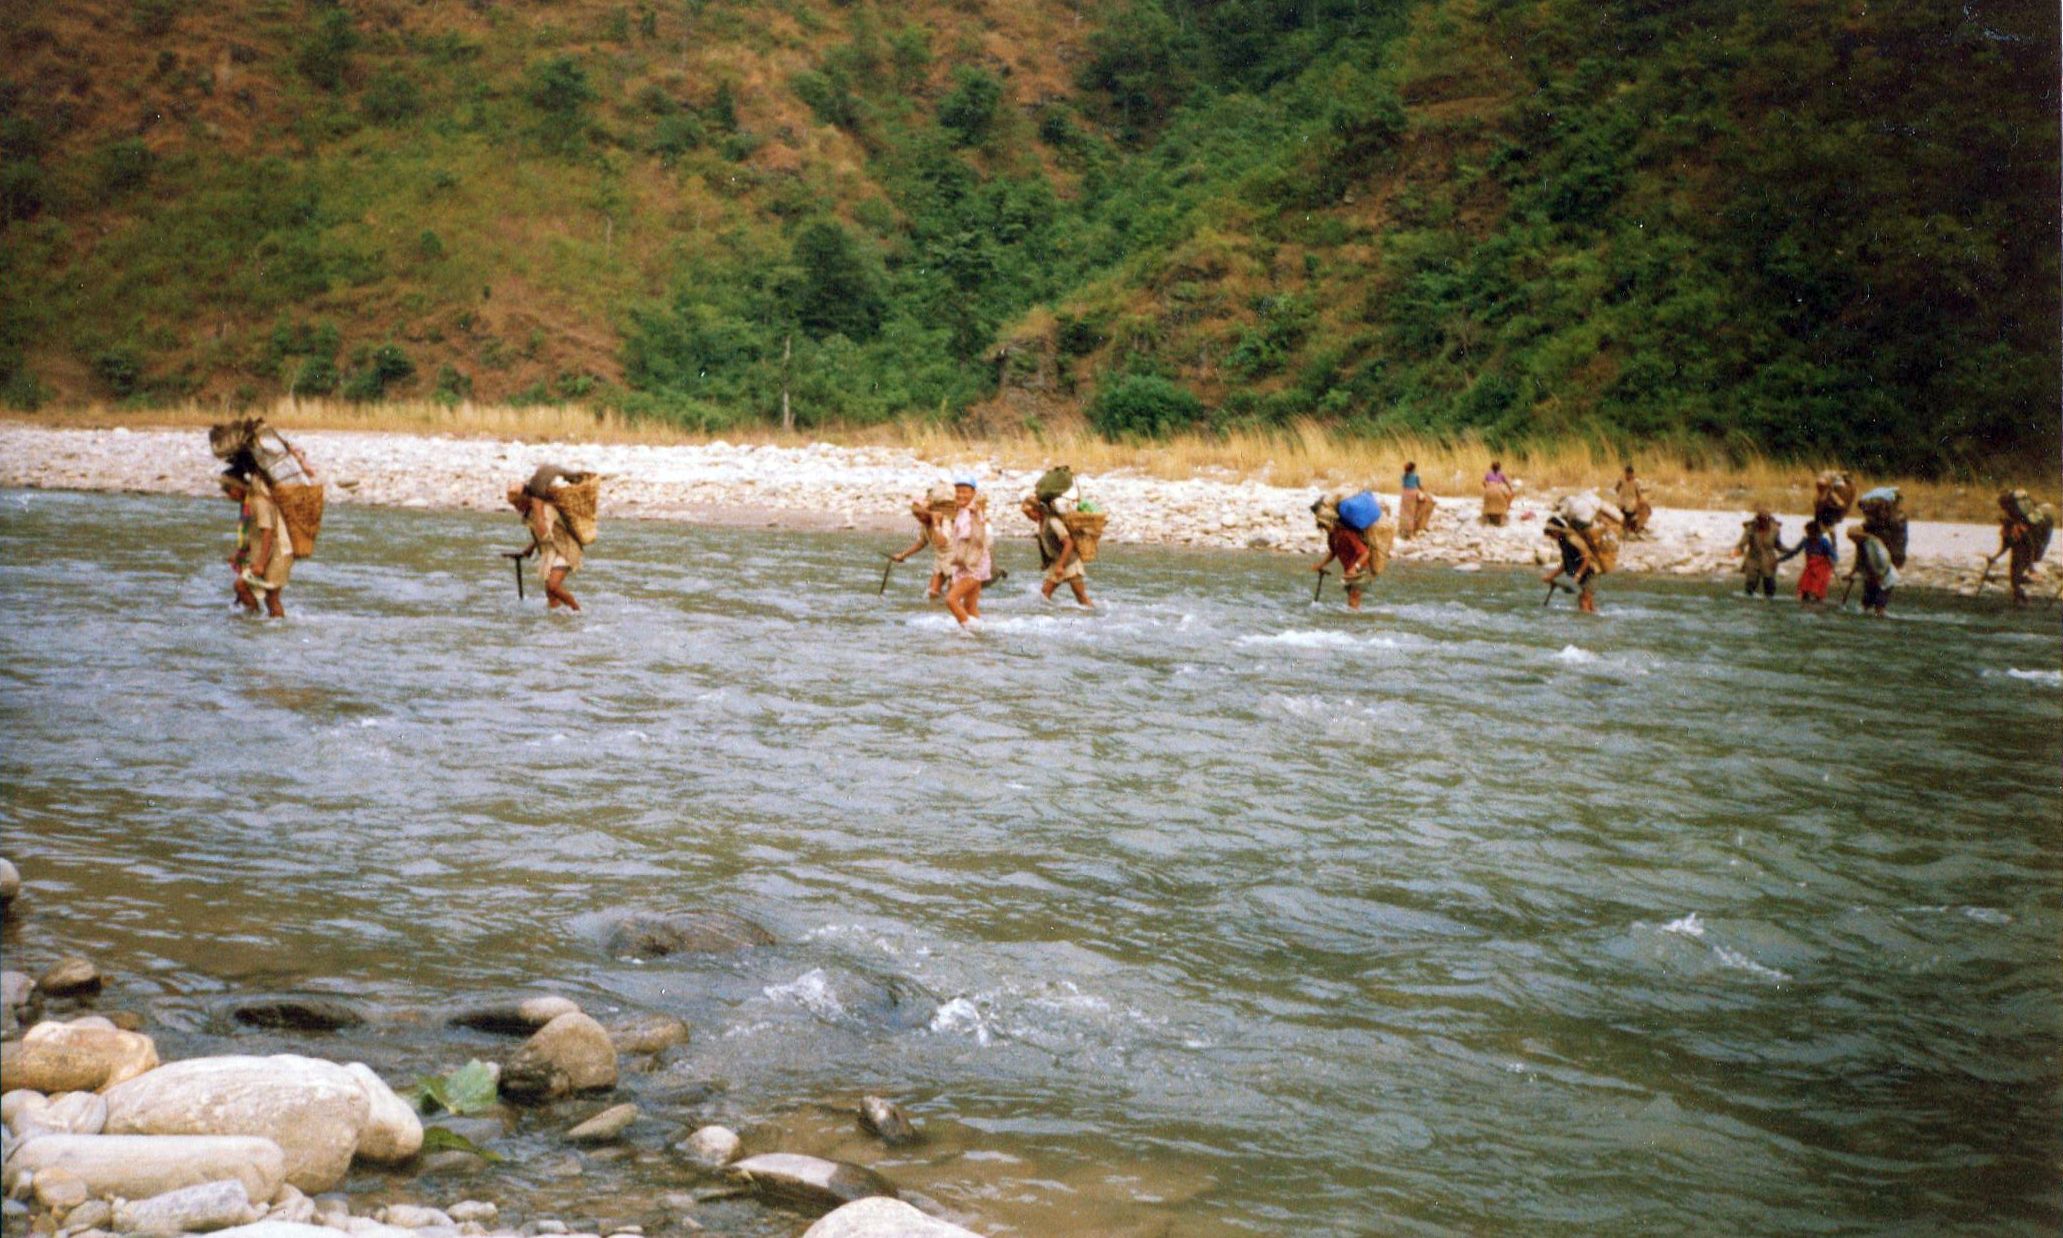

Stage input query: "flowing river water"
[{"left": 2, "top": 487, "right": 2059, "bottom": 1235}]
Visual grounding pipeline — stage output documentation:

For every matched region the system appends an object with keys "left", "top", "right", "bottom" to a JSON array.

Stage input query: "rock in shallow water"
[
  {"left": 603, "top": 911, "right": 774, "bottom": 958},
  {"left": 7, "top": 1134, "right": 286, "bottom": 1204},
  {"left": 1, "top": 1018, "right": 159, "bottom": 1093},
  {"left": 678, "top": 1124, "right": 739, "bottom": 1168},
  {"left": 232, "top": 999, "right": 367, "bottom": 1032},
  {"left": 564, "top": 1103, "right": 638, "bottom": 1144},
  {"left": 856, "top": 1097, "right": 918, "bottom": 1147},
  {"left": 1, "top": 970, "right": 35, "bottom": 1034},
  {"left": 605, "top": 1014, "right": 689, "bottom": 1056},
  {"left": 447, "top": 996, "right": 580, "bottom": 1036},
  {"left": 102, "top": 1055, "right": 372, "bottom": 1193},
  {"left": 801, "top": 1198, "right": 983, "bottom": 1238},
  {"left": 35, "top": 958, "right": 101, "bottom": 998},
  {"left": 0, "top": 859, "right": 18, "bottom": 906},
  {"left": 501, "top": 1012, "right": 618, "bottom": 1102},
  {"left": 728, "top": 1153, "right": 897, "bottom": 1214},
  {"left": 342, "top": 1062, "right": 424, "bottom": 1163}
]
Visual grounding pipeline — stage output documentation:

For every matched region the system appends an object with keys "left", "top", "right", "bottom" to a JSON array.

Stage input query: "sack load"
[
  {"left": 1481, "top": 481, "right": 1512, "bottom": 517},
  {"left": 1580, "top": 525, "right": 1619, "bottom": 574},
  {"left": 1556, "top": 490, "right": 1602, "bottom": 529},
  {"left": 1367, "top": 519, "right": 1397, "bottom": 576},
  {"left": 2028, "top": 501, "right": 2057, "bottom": 563},
  {"left": 213, "top": 419, "right": 323, "bottom": 555},
  {"left": 547, "top": 472, "right": 602, "bottom": 546},
  {"left": 1034, "top": 466, "right": 1075, "bottom": 504},
  {"left": 1336, "top": 490, "right": 1382, "bottom": 532},
  {"left": 1061, "top": 508, "right": 1107, "bottom": 563},
  {"left": 1860, "top": 488, "right": 1908, "bottom": 568},
  {"left": 926, "top": 483, "right": 957, "bottom": 515}
]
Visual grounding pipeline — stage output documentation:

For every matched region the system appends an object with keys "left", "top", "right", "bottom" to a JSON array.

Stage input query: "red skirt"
[{"left": 1798, "top": 556, "right": 1833, "bottom": 601}]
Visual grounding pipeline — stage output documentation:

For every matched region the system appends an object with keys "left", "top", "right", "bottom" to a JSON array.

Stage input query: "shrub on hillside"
[
  {"left": 525, "top": 56, "right": 595, "bottom": 152},
  {"left": 132, "top": 0, "right": 180, "bottom": 37},
  {"left": 292, "top": 356, "right": 338, "bottom": 396},
  {"left": 790, "top": 220, "right": 884, "bottom": 341},
  {"left": 1088, "top": 372, "right": 1203, "bottom": 438},
  {"left": 91, "top": 346, "right": 145, "bottom": 398},
  {"left": 361, "top": 70, "right": 421, "bottom": 124},
  {"left": 938, "top": 68, "right": 1001, "bottom": 147},
  {"left": 651, "top": 112, "right": 706, "bottom": 162},
  {"left": 98, "top": 139, "right": 154, "bottom": 195},
  {"left": 296, "top": 9, "right": 358, "bottom": 92},
  {"left": 342, "top": 343, "right": 413, "bottom": 400}
]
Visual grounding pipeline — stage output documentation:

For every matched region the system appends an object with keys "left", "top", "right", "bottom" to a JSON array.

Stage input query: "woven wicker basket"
[
  {"left": 1062, "top": 510, "right": 1107, "bottom": 562},
  {"left": 273, "top": 483, "right": 325, "bottom": 557},
  {"left": 549, "top": 474, "right": 601, "bottom": 545},
  {"left": 1581, "top": 525, "right": 1620, "bottom": 574}
]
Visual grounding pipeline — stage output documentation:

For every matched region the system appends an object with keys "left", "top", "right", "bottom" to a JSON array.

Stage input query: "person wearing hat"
[
  {"left": 943, "top": 477, "right": 991, "bottom": 627},
  {"left": 1542, "top": 514, "right": 1600, "bottom": 613},
  {"left": 1023, "top": 492, "right": 1093, "bottom": 608},
  {"left": 507, "top": 482, "right": 583, "bottom": 612},
  {"left": 220, "top": 469, "right": 293, "bottom": 617},
  {"left": 1733, "top": 507, "right": 1789, "bottom": 598},
  {"left": 1845, "top": 523, "right": 1896, "bottom": 616},
  {"left": 891, "top": 483, "right": 957, "bottom": 600}
]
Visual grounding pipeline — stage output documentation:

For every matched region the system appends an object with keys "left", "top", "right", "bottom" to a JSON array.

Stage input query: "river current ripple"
[{"left": 2, "top": 488, "right": 2058, "bottom": 1234}]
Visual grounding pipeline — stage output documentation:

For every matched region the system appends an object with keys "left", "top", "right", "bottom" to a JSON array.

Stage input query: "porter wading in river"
[
  {"left": 889, "top": 484, "right": 956, "bottom": 600},
  {"left": 1542, "top": 509, "right": 1607, "bottom": 613},
  {"left": 220, "top": 469, "right": 293, "bottom": 617},
  {"left": 943, "top": 478, "right": 991, "bottom": 628},
  {"left": 1310, "top": 490, "right": 1388, "bottom": 610},
  {"left": 1846, "top": 524, "right": 1897, "bottom": 616},
  {"left": 1780, "top": 520, "right": 1838, "bottom": 604},
  {"left": 1734, "top": 507, "right": 1789, "bottom": 599},
  {"left": 506, "top": 466, "right": 598, "bottom": 612},
  {"left": 1993, "top": 489, "right": 2056, "bottom": 605},
  {"left": 1024, "top": 493, "right": 1094, "bottom": 608}
]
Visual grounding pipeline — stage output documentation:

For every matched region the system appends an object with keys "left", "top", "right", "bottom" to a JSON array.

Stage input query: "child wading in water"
[
  {"left": 1781, "top": 520, "right": 1837, "bottom": 604},
  {"left": 944, "top": 479, "right": 991, "bottom": 627}
]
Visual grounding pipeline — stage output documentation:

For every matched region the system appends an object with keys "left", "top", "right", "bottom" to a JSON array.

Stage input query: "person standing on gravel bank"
[
  {"left": 506, "top": 484, "right": 583, "bottom": 612},
  {"left": 1399, "top": 462, "right": 1435, "bottom": 538},
  {"left": 1614, "top": 465, "right": 1651, "bottom": 538},
  {"left": 944, "top": 479, "right": 991, "bottom": 627},
  {"left": 1481, "top": 462, "right": 1515, "bottom": 526},
  {"left": 221, "top": 470, "right": 292, "bottom": 618}
]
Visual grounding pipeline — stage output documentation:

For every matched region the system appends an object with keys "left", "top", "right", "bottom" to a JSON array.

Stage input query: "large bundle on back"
[
  {"left": 1580, "top": 524, "right": 1620, "bottom": 573},
  {"left": 1858, "top": 486, "right": 1909, "bottom": 567},
  {"left": 2004, "top": 489, "right": 2056, "bottom": 562},
  {"left": 210, "top": 417, "right": 325, "bottom": 556},
  {"left": 548, "top": 472, "right": 602, "bottom": 545}
]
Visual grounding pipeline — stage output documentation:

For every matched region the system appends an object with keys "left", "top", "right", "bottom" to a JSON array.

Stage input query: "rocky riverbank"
[
  {"left": 0, "top": 424, "right": 2025, "bottom": 594},
  {"left": 0, "top": 861, "right": 985, "bottom": 1238}
]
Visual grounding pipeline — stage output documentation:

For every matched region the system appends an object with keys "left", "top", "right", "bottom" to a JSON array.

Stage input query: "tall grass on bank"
[{"left": 8, "top": 399, "right": 2040, "bottom": 523}]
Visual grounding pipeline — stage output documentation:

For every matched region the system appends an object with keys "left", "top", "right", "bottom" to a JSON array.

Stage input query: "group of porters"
[{"left": 206, "top": 420, "right": 2055, "bottom": 620}]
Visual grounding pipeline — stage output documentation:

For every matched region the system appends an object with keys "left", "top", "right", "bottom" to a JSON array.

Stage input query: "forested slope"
[{"left": 2, "top": 0, "right": 2054, "bottom": 474}]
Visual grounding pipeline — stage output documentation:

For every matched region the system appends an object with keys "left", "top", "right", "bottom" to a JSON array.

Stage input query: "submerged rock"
[
  {"left": 500, "top": 1012, "right": 618, "bottom": 1102},
  {"left": 232, "top": 999, "right": 367, "bottom": 1032},
  {"left": 35, "top": 957, "right": 102, "bottom": 998},
  {"left": 447, "top": 996, "right": 580, "bottom": 1036},
  {"left": 604, "top": 911, "right": 774, "bottom": 958},
  {"left": 1, "top": 970, "right": 35, "bottom": 1034},
  {"left": 1, "top": 1018, "right": 159, "bottom": 1093},
  {"left": 564, "top": 1102, "right": 638, "bottom": 1144},
  {"left": 0, "top": 859, "right": 18, "bottom": 906},
  {"left": 801, "top": 1199, "right": 983, "bottom": 1238},
  {"left": 678, "top": 1125, "right": 740, "bottom": 1168},
  {"left": 102, "top": 1054, "right": 373, "bottom": 1192},
  {"left": 7, "top": 1133, "right": 287, "bottom": 1203},
  {"left": 605, "top": 1013, "right": 690, "bottom": 1056},
  {"left": 728, "top": 1153, "right": 897, "bottom": 1213},
  {"left": 856, "top": 1097, "right": 919, "bottom": 1147}
]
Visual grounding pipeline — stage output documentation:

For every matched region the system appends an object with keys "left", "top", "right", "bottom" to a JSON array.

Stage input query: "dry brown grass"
[{"left": 7, "top": 399, "right": 2041, "bottom": 522}]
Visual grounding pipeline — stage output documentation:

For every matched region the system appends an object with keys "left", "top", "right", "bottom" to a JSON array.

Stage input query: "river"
[{"left": 2, "top": 487, "right": 2057, "bottom": 1235}]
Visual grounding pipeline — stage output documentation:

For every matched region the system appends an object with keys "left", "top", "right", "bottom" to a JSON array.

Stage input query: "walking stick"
[
  {"left": 1312, "top": 569, "right": 1329, "bottom": 603},
  {"left": 878, "top": 554, "right": 896, "bottom": 596},
  {"left": 1840, "top": 574, "right": 1855, "bottom": 608},
  {"left": 503, "top": 551, "right": 526, "bottom": 600},
  {"left": 1975, "top": 548, "right": 2007, "bottom": 594}
]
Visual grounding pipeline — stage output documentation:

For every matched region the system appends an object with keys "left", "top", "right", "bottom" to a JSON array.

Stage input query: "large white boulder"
[
  {"left": 102, "top": 1055, "right": 371, "bottom": 1192},
  {"left": 500, "top": 1012, "right": 617, "bottom": 1101},
  {"left": 729, "top": 1153, "right": 897, "bottom": 1212},
  {"left": 342, "top": 1063, "right": 422, "bottom": 1163},
  {"left": 7, "top": 1133, "right": 286, "bottom": 1202},
  {"left": 0, "top": 1019, "right": 159, "bottom": 1093},
  {"left": 803, "top": 1199, "right": 984, "bottom": 1238}
]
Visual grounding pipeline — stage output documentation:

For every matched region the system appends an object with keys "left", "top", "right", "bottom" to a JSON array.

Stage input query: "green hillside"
[{"left": 2, "top": 0, "right": 2055, "bottom": 475}]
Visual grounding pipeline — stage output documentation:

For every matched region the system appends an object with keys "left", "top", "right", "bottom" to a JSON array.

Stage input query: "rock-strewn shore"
[
  {"left": 0, "top": 425, "right": 2020, "bottom": 593},
  {"left": 1, "top": 858, "right": 985, "bottom": 1238}
]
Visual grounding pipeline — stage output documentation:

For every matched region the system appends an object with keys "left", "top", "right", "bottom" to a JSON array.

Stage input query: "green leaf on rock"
[
  {"left": 408, "top": 1059, "right": 500, "bottom": 1116},
  {"left": 420, "top": 1124, "right": 502, "bottom": 1163}
]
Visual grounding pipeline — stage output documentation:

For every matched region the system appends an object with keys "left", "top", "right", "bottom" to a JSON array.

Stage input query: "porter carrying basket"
[
  {"left": 1062, "top": 510, "right": 1107, "bottom": 563},
  {"left": 549, "top": 473, "right": 602, "bottom": 546},
  {"left": 273, "top": 483, "right": 326, "bottom": 557}
]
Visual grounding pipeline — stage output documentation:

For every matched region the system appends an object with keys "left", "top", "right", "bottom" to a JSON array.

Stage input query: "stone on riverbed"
[
  {"left": 32, "top": 1165, "right": 89, "bottom": 1212},
  {"left": 11, "top": 1088, "right": 108, "bottom": 1137},
  {"left": 342, "top": 1062, "right": 424, "bottom": 1163},
  {"left": 605, "top": 1014, "right": 689, "bottom": 1056},
  {"left": 113, "top": 1178, "right": 258, "bottom": 1234},
  {"left": 728, "top": 1153, "right": 897, "bottom": 1213},
  {"left": 500, "top": 1012, "right": 618, "bottom": 1102},
  {"left": 447, "top": 996, "right": 580, "bottom": 1036},
  {"left": 802, "top": 1198, "right": 984, "bottom": 1238},
  {"left": 0, "top": 858, "right": 18, "bottom": 906},
  {"left": 603, "top": 911, "right": 774, "bottom": 958},
  {"left": 35, "top": 958, "right": 102, "bottom": 998},
  {"left": 377, "top": 1203, "right": 454, "bottom": 1229},
  {"left": 6, "top": 1134, "right": 287, "bottom": 1203},
  {"left": 856, "top": 1097, "right": 918, "bottom": 1147},
  {"left": 0, "top": 1018, "right": 159, "bottom": 1093},
  {"left": 678, "top": 1124, "right": 740, "bottom": 1168},
  {"left": 565, "top": 1102, "right": 638, "bottom": 1144},
  {"left": 232, "top": 999, "right": 368, "bottom": 1032},
  {"left": 102, "top": 1055, "right": 372, "bottom": 1192},
  {"left": 2, "top": 970, "right": 36, "bottom": 1034}
]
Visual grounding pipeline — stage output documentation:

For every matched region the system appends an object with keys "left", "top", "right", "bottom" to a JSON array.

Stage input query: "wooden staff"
[
  {"left": 878, "top": 553, "right": 896, "bottom": 596},
  {"left": 1312, "top": 569, "right": 1328, "bottom": 603},
  {"left": 502, "top": 550, "right": 526, "bottom": 600}
]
